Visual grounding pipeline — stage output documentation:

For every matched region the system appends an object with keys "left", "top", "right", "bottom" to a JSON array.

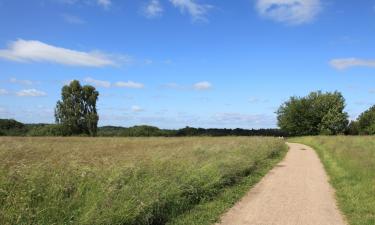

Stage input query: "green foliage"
[
  {"left": 277, "top": 91, "right": 349, "bottom": 136},
  {"left": 55, "top": 80, "right": 99, "bottom": 136},
  {"left": 0, "top": 137, "right": 286, "bottom": 225},
  {"left": 291, "top": 136, "right": 375, "bottom": 225},
  {"left": 357, "top": 105, "right": 375, "bottom": 135},
  {"left": 0, "top": 119, "right": 28, "bottom": 136},
  {"left": 27, "top": 124, "right": 71, "bottom": 136},
  {"left": 98, "top": 126, "right": 287, "bottom": 137},
  {"left": 345, "top": 120, "right": 360, "bottom": 135}
]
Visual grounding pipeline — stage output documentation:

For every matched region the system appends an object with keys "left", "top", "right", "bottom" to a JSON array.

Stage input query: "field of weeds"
[{"left": 0, "top": 137, "right": 286, "bottom": 225}]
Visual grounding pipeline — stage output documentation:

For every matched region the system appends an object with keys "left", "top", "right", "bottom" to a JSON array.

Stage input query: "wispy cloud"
[
  {"left": 114, "top": 81, "right": 145, "bottom": 89},
  {"left": 97, "top": 0, "right": 111, "bottom": 9},
  {"left": 16, "top": 89, "right": 47, "bottom": 97},
  {"left": 0, "top": 39, "right": 120, "bottom": 67},
  {"left": 255, "top": 0, "right": 321, "bottom": 25},
  {"left": 0, "top": 89, "right": 9, "bottom": 95},
  {"left": 143, "top": 0, "right": 163, "bottom": 18},
  {"left": 84, "top": 77, "right": 111, "bottom": 88},
  {"left": 62, "top": 14, "right": 86, "bottom": 24},
  {"left": 131, "top": 105, "right": 144, "bottom": 112},
  {"left": 169, "top": 0, "right": 212, "bottom": 22},
  {"left": 193, "top": 81, "right": 212, "bottom": 90},
  {"left": 330, "top": 58, "right": 375, "bottom": 70},
  {"left": 9, "top": 77, "right": 35, "bottom": 86}
]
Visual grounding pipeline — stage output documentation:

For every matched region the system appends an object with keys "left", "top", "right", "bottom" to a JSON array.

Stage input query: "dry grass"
[{"left": 0, "top": 137, "right": 286, "bottom": 225}]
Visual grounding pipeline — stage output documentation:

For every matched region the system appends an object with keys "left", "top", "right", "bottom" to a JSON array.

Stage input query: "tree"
[
  {"left": 277, "top": 91, "right": 348, "bottom": 136},
  {"left": 55, "top": 80, "right": 99, "bottom": 136},
  {"left": 357, "top": 105, "right": 375, "bottom": 135},
  {"left": 346, "top": 120, "right": 359, "bottom": 135}
]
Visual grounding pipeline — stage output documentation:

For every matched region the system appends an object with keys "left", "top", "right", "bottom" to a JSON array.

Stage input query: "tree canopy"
[
  {"left": 357, "top": 105, "right": 375, "bottom": 135},
  {"left": 55, "top": 80, "right": 99, "bottom": 136},
  {"left": 277, "top": 91, "right": 349, "bottom": 136}
]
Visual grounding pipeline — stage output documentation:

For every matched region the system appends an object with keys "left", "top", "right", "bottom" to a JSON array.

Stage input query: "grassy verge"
[
  {"left": 0, "top": 137, "right": 286, "bottom": 225},
  {"left": 290, "top": 136, "right": 375, "bottom": 225}
]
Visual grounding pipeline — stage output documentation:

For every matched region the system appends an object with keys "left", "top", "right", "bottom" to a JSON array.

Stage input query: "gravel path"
[{"left": 217, "top": 142, "right": 347, "bottom": 225}]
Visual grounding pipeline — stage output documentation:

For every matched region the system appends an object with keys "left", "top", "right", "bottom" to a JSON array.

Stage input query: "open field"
[
  {"left": 291, "top": 136, "right": 375, "bottom": 225},
  {"left": 0, "top": 137, "right": 286, "bottom": 225}
]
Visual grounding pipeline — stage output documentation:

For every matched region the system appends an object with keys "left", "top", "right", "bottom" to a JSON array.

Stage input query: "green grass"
[
  {"left": 290, "top": 136, "right": 375, "bottom": 225},
  {"left": 0, "top": 137, "right": 286, "bottom": 225}
]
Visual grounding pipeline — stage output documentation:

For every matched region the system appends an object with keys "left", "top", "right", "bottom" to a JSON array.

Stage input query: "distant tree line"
[
  {"left": 2, "top": 81, "right": 375, "bottom": 137},
  {"left": 0, "top": 121, "right": 287, "bottom": 137},
  {"left": 277, "top": 91, "right": 375, "bottom": 136}
]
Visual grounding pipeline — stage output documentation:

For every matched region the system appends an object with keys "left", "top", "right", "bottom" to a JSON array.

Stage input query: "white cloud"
[
  {"left": 0, "top": 39, "right": 117, "bottom": 67},
  {"left": 193, "top": 81, "right": 212, "bottom": 90},
  {"left": 16, "top": 89, "right": 47, "bottom": 97},
  {"left": 114, "top": 81, "right": 145, "bottom": 89},
  {"left": 97, "top": 0, "right": 111, "bottom": 9},
  {"left": 9, "top": 77, "right": 34, "bottom": 85},
  {"left": 330, "top": 58, "right": 375, "bottom": 70},
  {"left": 0, "top": 89, "right": 9, "bottom": 95},
  {"left": 169, "top": 0, "right": 212, "bottom": 21},
  {"left": 84, "top": 77, "right": 111, "bottom": 88},
  {"left": 143, "top": 0, "right": 163, "bottom": 18},
  {"left": 131, "top": 105, "right": 144, "bottom": 112},
  {"left": 62, "top": 14, "right": 86, "bottom": 24},
  {"left": 256, "top": 0, "right": 321, "bottom": 25},
  {"left": 369, "top": 89, "right": 375, "bottom": 94}
]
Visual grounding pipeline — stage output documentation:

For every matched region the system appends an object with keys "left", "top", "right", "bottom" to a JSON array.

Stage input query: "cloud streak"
[
  {"left": 16, "top": 89, "right": 47, "bottom": 97},
  {"left": 169, "top": 0, "right": 212, "bottom": 21},
  {"left": 62, "top": 14, "right": 86, "bottom": 24},
  {"left": 114, "top": 81, "right": 145, "bottom": 89},
  {"left": 256, "top": 0, "right": 321, "bottom": 25},
  {"left": 0, "top": 39, "right": 119, "bottom": 67},
  {"left": 84, "top": 77, "right": 111, "bottom": 88},
  {"left": 0, "top": 89, "right": 9, "bottom": 95},
  {"left": 143, "top": 0, "right": 163, "bottom": 18},
  {"left": 193, "top": 81, "right": 212, "bottom": 90},
  {"left": 330, "top": 58, "right": 375, "bottom": 70}
]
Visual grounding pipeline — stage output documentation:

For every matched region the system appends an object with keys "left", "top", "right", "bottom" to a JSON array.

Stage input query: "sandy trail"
[{"left": 217, "top": 142, "right": 347, "bottom": 225}]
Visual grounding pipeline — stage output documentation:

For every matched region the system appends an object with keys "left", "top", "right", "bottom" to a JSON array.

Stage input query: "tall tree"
[
  {"left": 55, "top": 80, "right": 99, "bottom": 136},
  {"left": 277, "top": 91, "right": 348, "bottom": 136}
]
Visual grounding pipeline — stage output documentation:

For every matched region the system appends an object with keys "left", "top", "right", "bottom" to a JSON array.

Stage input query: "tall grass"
[
  {"left": 291, "top": 136, "right": 375, "bottom": 225},
  {"left": 0, "top": 137, "right": 286, "bottom": 225}
]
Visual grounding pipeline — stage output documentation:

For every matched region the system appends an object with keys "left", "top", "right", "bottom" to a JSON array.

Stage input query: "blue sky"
[{"left": 0, "top": 0, "right": 375, "bottom": 129}]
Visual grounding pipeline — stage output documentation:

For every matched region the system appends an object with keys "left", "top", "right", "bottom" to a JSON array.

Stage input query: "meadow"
[
  {"left": 291, "top": 136, "right": 375, "bottom": 225},
  {"left": 0, "top": 137, "right": 286, "bottom": 225}
]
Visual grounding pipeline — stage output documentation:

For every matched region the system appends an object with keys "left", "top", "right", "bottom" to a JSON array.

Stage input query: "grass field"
[
  {"left": 291, "top": 136, "right": 375, "bottom": 225},
  {"left": 0, "top": 137, "right": 286, "bottom": 225}
]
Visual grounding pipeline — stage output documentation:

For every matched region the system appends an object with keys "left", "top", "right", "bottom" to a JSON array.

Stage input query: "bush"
[{"left": 27, "top": 124, "right": 70, "bottom": 136}]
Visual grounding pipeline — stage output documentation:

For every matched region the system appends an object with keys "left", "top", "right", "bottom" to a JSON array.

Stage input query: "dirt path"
[{"left": 217, "top": 142, "right": 347, "bottom": 225}]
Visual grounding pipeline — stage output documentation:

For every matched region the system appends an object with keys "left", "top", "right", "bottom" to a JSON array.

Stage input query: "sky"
[{"left": 0, "top": 0, "right": 375, "bottom": 129}]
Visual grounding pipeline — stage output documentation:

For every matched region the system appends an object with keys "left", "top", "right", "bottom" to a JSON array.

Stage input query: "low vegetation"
[
  {"left": 291, "top": 136, "right": 375, "bottom": 225},
  {"left": 0, "top": 137, "right": 286, "bottom": 225},
  {"left": 0, "top": 119, "right": 286, "bottom": 137}
]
